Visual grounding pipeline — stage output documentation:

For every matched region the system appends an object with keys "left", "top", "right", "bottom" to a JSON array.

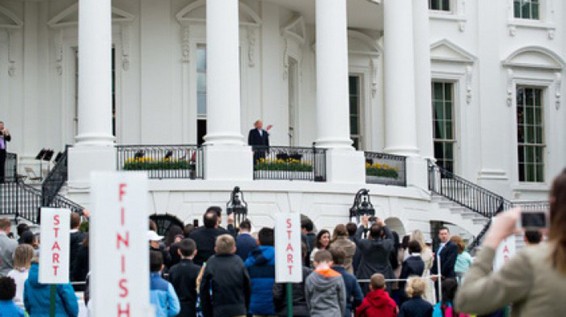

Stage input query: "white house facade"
[{"left": 0, "top": 0, "right": 563, "bottom": 240}]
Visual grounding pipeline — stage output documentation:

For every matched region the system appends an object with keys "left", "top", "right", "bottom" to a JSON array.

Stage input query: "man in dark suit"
[
  {"left": 430, "top": 226, "right": 458, "bottom": 298},
  {"left": 0, "top": 121, "right": 11, "bottom": 184},
  {"left": 188, "top": 207, "right": 236, "bottom": 266},
  {"left": 248, "top": 119, "right": 272, "bottom": 163},
  {"left": 235, "top": 219, "right": 257, "bottom": 261}
]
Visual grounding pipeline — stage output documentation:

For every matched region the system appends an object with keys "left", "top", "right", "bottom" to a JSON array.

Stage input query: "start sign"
[
  {"left": 275, "top": 213, "right": 302, "bottom": 283},
  {"left": 39, "top": 208, "right": 70, "bottom": 284}
]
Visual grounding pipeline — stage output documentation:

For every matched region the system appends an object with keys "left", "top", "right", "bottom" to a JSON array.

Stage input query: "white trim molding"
[{"left": 0, "top": 5, "right": 23, "bottom": 77}]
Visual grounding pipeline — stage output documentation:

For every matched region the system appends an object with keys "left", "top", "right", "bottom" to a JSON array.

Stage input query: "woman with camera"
[{"left": 455, "top": 169, "right": 566, "bottom": 316}]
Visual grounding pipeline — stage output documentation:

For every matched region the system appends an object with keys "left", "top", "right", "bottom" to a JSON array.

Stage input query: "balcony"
[
  {"left": 252, "top": 146, "right": 327, "bottom": 182},
  {"left": 364, "top": 151, "right": 407, "bottom": 187},
  {"left": 116, "top": 145, "right": 203, "bottom": 179}
]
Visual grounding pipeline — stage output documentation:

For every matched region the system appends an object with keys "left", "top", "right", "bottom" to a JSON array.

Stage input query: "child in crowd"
[
  {"left": 433, "top": 278, "right": 468, "bottom": 317},
  {"left": 7, "top": 244, "right": 34, "bottom": 306},
  {"left": 149, "top": 250, "right": 180, "bottom": 317},
  {"left": 399, "top": 240, "right": 425, "bottom": 303},
  {"left": 200, "top": 234, "right": 250, "bottom": 317},
  {"left": 329, "top": 248, "right": 363, "bottom": 317},
  {"left": 305, "top": 250, "right": 346, "bottom": 317},
  {"left": 398, "top": 277, "right": 433, "bottom": 317},
  {"left": 168, "top": 238, "right": 201, "bottom": 317},
  {"left": 245, "top": 227, "right": 276, "bottom": 316},
  {"left": 0, "top": 276, "right": 25, "bottom": 317},
  {"left": 356, "top": 273, "right": 397, "bottom": 317}
]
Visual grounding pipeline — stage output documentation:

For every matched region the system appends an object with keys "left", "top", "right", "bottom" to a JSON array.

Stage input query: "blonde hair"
[
  {"left": 405, "top": 277, "right": 427, "bottom": 298},
  {"left": 13, "top": 244, "right": 34, "bottom": 270},
  {"left": 215, "top": 234, "right": 235, "bottom": 255},
  {"left": 410, "top": 229, "right": 427, "bottom": 252}
]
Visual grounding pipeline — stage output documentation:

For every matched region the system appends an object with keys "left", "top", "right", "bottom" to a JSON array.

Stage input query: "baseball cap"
[{"left": 147, "top": 230, "right": 164, "bottom": 242}]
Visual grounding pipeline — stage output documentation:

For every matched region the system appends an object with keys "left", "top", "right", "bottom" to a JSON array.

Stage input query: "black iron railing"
[
  {"left": 42, "top": 148, "right": 69, "bottom": 207},
  {"left": 428, "top": 161, "right": 549, "bottom": 250},
  {"left": 252, "top": 146, "right": 326, "bottom": 182},
  {"left": 116, "top": 145, "right": 203, "bottom": 179},
  {"left": 5, "top": 152, "right": 17, "bottom": 183},
  {"left": 0, "top": 180, "right": 83, "bottom": 223},
  {"left": 364, "top": 152, "right": 407, "bottom": 187}
]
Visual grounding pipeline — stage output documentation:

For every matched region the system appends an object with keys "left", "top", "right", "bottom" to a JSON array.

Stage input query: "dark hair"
[
  {"left": 329, "top": 248, "right": 346, "bottom": 265},
  {"left": 525, "top": 230, "right": 542, "bottom": 244},
  {"left": 313, "top": 250, "right": 333, "bottom": 263},
  {"left": 165, "top": 225, "right": 184, "bottom": 247},
  {"left": 439, "top": 226, "right": 450, "bottom": 234},
  {"left": 178, "top": 238, "right": 197, "bottom": 257},
  {"left": 20, "top": 230, "right": 35, "bottom": 245},
  {"left": 203, "top": 212, "right": 218, "bottom": 229},
  {"left": 16, "top": 223, "right": 29, "bottom": 237},
  {"left": 332, "top": 224, "right": 348, "bottom": 241},
  {"left": 258, "top": 228, "right": 274, "bottom": 246},
  {"left": 301, "top": 242, "right": 308, "bottom": 259},
  {"left": 315, "top": 229, "right": 330, "bottom": 249},
  {"left": 0, "top": 277, "right": 16, "bottom": 300},
  {"left": 71, "top": 212, "right": 81, "bottom": 229},
  {"left": 346, "top": 222, "right": 357, "bottom": 237},
  {"left": 401, "top": 235, "right": 411, "bottom": 249},
  {"left": 408, "top": 240, "right": 422, "bottom": 254},
  {"left": 183, "top": 224, "right": 195, "bottom": 237},
  {"left": 206, "top": 206, "right": 222, "bottom": 217},
  {"left": 150, "top": 250, "right": 163, "bottom": 272},
  {"left": 369, "top": 223, "right": 384, "bottom": 239},
  {"left": 239, "top": 219, "right": 252, "bottom": 231},
  {"left": 301, "top": 219, "right": 314, "bottom": 232}
]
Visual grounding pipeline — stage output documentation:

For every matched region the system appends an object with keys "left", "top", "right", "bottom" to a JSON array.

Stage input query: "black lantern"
[
  {"left": 226, "top": 186, "right": 248, "bottom": 228},
  {"left": 349, "top": 188, "right": 375, "bottom": 223}
]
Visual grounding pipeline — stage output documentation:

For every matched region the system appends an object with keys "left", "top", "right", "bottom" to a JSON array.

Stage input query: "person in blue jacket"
[
  {"left": 0, "top": 276, "right": 25, "bottom": 317},
  {"left": 149, "top": 250, "right": 180, "bottom": 317},
  {"left": 245, "top": 227, "right": 276, "bottom": 316},
  {"left": 23, "top": 259, "right": 79, "bottom": 317}
]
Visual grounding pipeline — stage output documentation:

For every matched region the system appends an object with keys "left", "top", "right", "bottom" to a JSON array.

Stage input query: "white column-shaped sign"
[
  {"left": 39, "top": 208, "right": 70, "bottom": 284},
  {"left": 275, "top": 213, "right": 302, "bottom": 283},
  {"left": 90, "top": 172, "right": 150, "bottom": 317}
]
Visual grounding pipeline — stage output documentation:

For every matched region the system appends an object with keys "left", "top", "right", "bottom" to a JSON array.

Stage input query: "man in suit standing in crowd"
[
  {"left": 430, "top": 226, "right": 458, "bottom": 297},
  {"left": 248, "top": 119, "right": 272, "bottom": 163},
  {"left": 0, "top": 121, "right": 11, "bottom": 184}
]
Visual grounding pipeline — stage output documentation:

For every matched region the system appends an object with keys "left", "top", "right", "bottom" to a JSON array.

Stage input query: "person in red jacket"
[{"left": 356, "top": 273, "right": 397, "bottom": 317}]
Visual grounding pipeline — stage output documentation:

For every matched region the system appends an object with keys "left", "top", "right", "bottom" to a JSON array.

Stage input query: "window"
[
  {"left": 513, "top": 0, "right": 540, "bottom": 20},
  {"left": 432, "top": 82, "right": 455, "bottom": 172},
  {"left": 196, "top": 45, "right": 207, "bottom": 145},
  {"left": 429, "top": 0, "right": 450, "bottom": 11},
  {"left": 517, "top": 87, "right": 545, "bottom": 182},
  {"left": 349, "top": 76, "right": 362, "bottom": 150}
]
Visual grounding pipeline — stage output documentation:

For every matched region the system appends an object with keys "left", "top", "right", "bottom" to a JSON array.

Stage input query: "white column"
[
  {"left": 75, "top": 0, "right": 114, "bottom": 146},
  {"left": 68, "top": 0, "right": 116, "bottom": 190},
  {"left": 315, "top": 0, "right": 352, "bottom": 149},
  {"left": 202, "top": 0, "right": 252, "bottom": 180},
  {"left": 314, "top": 0, "right": 364, "bottom": 183},
  {"left": 383, "top": 0, "right": 419, "bottom": 156},
  {"left": 204, "top": 0, "right": 244, "bottom": 146},
  {"left": 413, "top": 0, "right": 434, "bottom": 160}
]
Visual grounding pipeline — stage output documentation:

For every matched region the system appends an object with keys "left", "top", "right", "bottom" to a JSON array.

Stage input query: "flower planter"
[
  {"left": 365, "top": 175, "right": 403, "bottom": 186},
  {"left": 254, "top": 170, "right": 314, "bottom": 181}
]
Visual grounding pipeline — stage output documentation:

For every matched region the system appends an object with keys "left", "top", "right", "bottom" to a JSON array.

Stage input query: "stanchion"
[
  {"left": 286, "top": 283, "right": 293, "bottom": 317},
  {"left": 50, "top": 284, "right": 56, "bottom": 317},
  {"left": 437, "top": 255, "right": 442, "bottom": 303}
]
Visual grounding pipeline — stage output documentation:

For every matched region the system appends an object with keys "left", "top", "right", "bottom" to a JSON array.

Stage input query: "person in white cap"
[{"left": 148, "top": 230, "right": 172, "bottom": 271}]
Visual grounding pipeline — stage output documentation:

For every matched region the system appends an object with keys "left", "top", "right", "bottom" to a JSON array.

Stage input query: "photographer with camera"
[
  {"left": 354, "top": 214, "right": 395, "bottom": 294},
  {"left": 0, "top": 121, "right": 11, "bottom": 183},
  {"left": 455, "top": 169, "right": 566, "bottom": 316}
]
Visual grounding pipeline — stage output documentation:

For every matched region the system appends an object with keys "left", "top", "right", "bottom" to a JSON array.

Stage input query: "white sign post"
[
  {"left": 275, "top": 213, "right": 302, "bottom": 283},
  {"left": 90, "top": 172, "right": 150, "bottom": 317},
  {"left": 39, "top": 208, "right": 71, "bottom": 284}
]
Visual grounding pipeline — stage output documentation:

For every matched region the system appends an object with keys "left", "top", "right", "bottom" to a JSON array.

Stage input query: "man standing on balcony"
[
  {"left": 248, "top": 119, "right": 272, "bottom": 164},
  {"left": 0, "top": 121, "right": 11, "bottom": 184}
]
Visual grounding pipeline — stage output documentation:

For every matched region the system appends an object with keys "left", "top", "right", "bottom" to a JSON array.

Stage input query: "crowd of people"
[{"left": 1, "top": 169, "right": 566, "bottom": 317}]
